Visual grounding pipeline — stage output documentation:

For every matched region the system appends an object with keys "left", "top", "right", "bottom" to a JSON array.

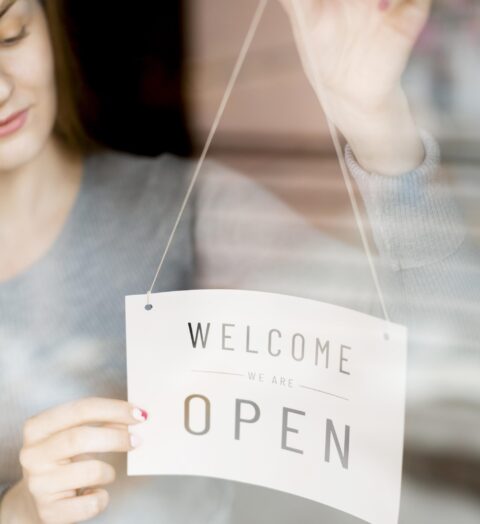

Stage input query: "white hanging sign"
[{"left": 126, "top": 289, "right": 407, "bottom": 524}]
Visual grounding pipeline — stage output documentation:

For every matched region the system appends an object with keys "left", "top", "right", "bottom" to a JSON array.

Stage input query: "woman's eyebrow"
[{"left": 0, "top": 0, "right": 17, "bottom": 19}]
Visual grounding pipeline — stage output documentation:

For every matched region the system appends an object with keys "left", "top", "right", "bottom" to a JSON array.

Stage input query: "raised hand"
[{"left": 279, "top": 0, "right": 433, "bottom": 175}]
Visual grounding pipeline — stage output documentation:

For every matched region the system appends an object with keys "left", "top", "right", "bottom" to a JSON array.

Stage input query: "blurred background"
[
  {"left": 66, "top": 0, "right": 479, "bottom": 522},
  {"left": 66, "top": 0, "right": 479, "bottom": 246}
]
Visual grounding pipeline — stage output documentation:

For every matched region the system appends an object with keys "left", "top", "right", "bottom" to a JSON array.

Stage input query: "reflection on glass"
[{"left": 0, "top": 1, "right": 478, "bottom": 523}]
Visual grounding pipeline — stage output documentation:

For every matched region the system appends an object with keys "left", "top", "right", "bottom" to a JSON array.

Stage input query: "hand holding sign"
[{"left": 2, "top": 398, "right": 147, "bottom": 524}]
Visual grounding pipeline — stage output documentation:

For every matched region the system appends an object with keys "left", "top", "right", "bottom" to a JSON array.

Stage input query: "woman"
[{"left": 0, "top": 0, "right": 477, "bottom": 522}]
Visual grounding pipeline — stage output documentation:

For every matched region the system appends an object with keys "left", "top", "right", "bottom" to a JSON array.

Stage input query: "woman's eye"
[{"left": 0, "top": 25, "right": 29, "bottom": 46}]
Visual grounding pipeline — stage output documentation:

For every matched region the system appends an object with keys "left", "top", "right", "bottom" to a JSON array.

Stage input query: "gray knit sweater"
[{"left": 0, "top": 133, "right": 478, "bottom": 522}]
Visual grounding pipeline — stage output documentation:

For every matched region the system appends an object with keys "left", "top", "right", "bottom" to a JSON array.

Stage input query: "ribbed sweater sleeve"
[
  {"left": 345, "top": 131, "right": 465, "bottom": 271},
  {"left": 346, "top": 132, "right": 480, "bottom": 453}
]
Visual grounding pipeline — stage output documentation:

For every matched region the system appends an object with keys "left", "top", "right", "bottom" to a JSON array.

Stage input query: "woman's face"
[{"left": 0, "top": 0, "right": 56, "bottom": 172}]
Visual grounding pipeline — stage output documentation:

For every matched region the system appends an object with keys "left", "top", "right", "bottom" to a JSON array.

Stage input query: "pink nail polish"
[
  {"left": 132, "top": 407, "right": 148, "bottom": 421},
  {"left": 379, "top": 0, "right": 389, "bottom": 10}
]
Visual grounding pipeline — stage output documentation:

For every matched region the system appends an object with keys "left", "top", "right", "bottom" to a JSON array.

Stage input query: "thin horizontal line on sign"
[
  {"left": 299, "top": 385, "right": 349, "bottom": 402},
  {"left": 191, "top": 369, "right": 245, "bottom": 377}
]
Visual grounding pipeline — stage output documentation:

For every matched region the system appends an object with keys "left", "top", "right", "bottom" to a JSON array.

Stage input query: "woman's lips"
[{"left": 0, "top": 108, "right": 29, "bottom": 138}]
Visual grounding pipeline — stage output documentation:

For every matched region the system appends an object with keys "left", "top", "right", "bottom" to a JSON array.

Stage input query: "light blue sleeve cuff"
[{"left": 345, "top": 130, "right": 466, "bottom": 271}]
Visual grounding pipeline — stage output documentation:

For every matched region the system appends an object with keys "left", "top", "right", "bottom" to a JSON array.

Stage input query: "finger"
[
  {"left": 21, "top": 426, "right": 139, "bottom": 472},
  {"left": 379, "top": 0, "right": 432, "bottom": 14},
  {"left": 101, "top": 422, "right": 129, "bottom": 430},
  {"left": 37, "top": 488, "right": 109, "bottom": 524},
  {"left": 379, "top": 0, "right": 409, "bottom": 10},
  {"left": 378, "top": 0, "right": 397, "bottom": 10},
  {"left": 71, "top": 452, "right": 96, "bottom": 463},
  {"left": 27, "top": 460, "right": 116, "bottom": 498},
  {"left": 380, "top": 0, "right": 432, "bottom": 37},
  {"left": 23, "top": 397, "right": 148, "bottom": 446}
]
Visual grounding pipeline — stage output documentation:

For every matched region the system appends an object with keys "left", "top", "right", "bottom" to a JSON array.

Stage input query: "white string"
[
  {"left": 146, "top": 0, "right": 390, "bottom": 323},
  {"left": 290, "top": 1, "right": 391, "bottom": 323},
  {"left": 146, "top": 0, "right": 269, "bottom": 306}
]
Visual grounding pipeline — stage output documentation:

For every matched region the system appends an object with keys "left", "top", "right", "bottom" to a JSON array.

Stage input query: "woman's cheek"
[
  {"left": 0, "top": 40, "right": 57, "bottom": 165},
  {"left": 5, "top": 29, "right": 57, "bottom": 133},
  {"left": 12, "top": 26, "right": 55, "bottom": 89}
]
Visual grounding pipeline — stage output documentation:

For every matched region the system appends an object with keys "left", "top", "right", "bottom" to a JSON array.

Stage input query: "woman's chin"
[{"left": 0, "top": 135, "right": 49, "bottom": 174}]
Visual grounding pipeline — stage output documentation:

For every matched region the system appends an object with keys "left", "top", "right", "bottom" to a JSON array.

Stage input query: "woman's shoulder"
[
  {"left": 82, "top": 148, "right": 200, "bottom": 227},
  {"left": 85, "top": 147, "right": 270, "bottom": 210},
  {"left": 84, "top": 146, "right": 293, "bottom": 222},
  {"left": 87, "top": 148, "right": 191, "bottom": 193}
]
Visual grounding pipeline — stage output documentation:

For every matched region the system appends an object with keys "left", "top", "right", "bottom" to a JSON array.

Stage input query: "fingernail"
[
  {"left": 132, "top": 407, "right": 148, "bottom": 422},
  {"left": 130, "top": 433, "right": 142, "bottom": 448},
  {"left": 378, "top": 0, "right": 389, "bottom": 10}
]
